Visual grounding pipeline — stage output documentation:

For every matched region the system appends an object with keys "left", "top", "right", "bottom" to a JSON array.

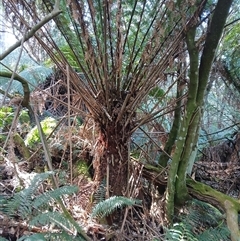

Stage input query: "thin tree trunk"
[{"left": 165, "top": 0, "right": 233, "bottom": 223}]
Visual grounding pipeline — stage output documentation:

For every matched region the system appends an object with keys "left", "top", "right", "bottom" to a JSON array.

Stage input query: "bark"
[
  {"left": 165, "top": 0, "right": 233, "bottom": 223},
  {"left": 0, "top": 71, "right": 30, "bottom": 108},
  {"left": 93, "top": 122, "right": 130, "bottom": 197},
  {"left": 165, "top": 25, "right": 199, "bottom": 220},
  {"left": 13, "top": 133, "right": 31, "bottom": 160},
  {"left": 143, "top": 163, "right": 240, "bottom": 241},
  {"left": 158, "top": 77, "right": 184, "bottom": 167},
  {"left": 187, "top": 179, "right": 240, "bottom": 241}
]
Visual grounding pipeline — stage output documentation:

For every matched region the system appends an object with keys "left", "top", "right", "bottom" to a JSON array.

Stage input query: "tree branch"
[
  {"left": 0, "top": 1, "right": 62, "bottom": 60},
  {"left": 197, "top": 0, "right": 233, "bottom": 103},
  {"left": 0, "top": 71, "right": 30, "bottom": 108}
]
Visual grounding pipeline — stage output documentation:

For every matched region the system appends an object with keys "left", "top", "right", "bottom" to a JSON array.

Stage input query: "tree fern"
[{"left": 91, "top": 196, "right": 141, "bottom": 219}]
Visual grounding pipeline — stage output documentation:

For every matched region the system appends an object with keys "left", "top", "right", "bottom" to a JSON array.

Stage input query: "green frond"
[
  {"left": 44, "top": 231, "right": 86, "bottom": 241},
  {"left": 2, "top": 172, "right": 53, "bottom": 218},
  {"left": 165, "top": 223, "right": 198, "bottom": 241},
  {"left": 197, "top": 226, "right": 230, "bottom": 241},
  {"left": 164, "top": 199, "right": 231, "bottom": 241},
  {"left": 0, "top": 237, "right": 9, "bottom": 241},
  {"left": 24, "top": 172, "right": 54, "bottom": 194},
  {"left": 29, "top": 211, "right": 75, "bottom": 232},
  {"left": 18, "top": 233, "right": 46, "bottom": 241},
  {"left": 92, "top": 179, "right": 106, "bottom": 204},
  {"left": 19, "top": 231, "right": 86, "bottom": 241},
  {"left": 33, "top": 185, "right": 78, "bottom": 209},
  {"left": 91, "top": 196, "right": 141, "bottom": 219}
]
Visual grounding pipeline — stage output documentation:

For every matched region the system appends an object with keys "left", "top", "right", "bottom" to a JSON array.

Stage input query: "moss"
[
  {"left": 73, "top": 160, "right": 91, "bottom": 179},
  {"left": 25, "top": 117, "right": 57, "bottom": 148},
  {"left": 13, "top": 133, "right": 31, "bottom": 160}
]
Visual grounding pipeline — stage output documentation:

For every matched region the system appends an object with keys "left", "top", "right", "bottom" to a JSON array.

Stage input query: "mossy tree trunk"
[
  {"left": 159, "top": 56, "right": 186, "bottom": 168},
  {"left": 165, "top": 0, "right": 233, "bottom": 223}
]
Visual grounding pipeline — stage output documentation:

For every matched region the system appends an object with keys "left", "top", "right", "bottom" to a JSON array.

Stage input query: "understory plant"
[{"left": 0, "top": 172, "right": 88, "bottom": 241}]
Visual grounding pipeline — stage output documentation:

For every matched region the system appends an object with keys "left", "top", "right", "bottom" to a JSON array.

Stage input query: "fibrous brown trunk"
[{"left": 93, "top": 122, "right": 130, "bottom": 197}]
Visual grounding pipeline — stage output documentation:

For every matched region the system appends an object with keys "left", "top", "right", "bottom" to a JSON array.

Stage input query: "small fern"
[
  {"left": 18, "top": 231, "right": 86, "bottom": 241},
  {"left": 18, "top": 233, "right": 46, "bottom": 241},
  {"left": 164, "top": 199, "right": 231, "bottom": 241},
  {"left": 33, "top": 185, "right": 78, "bottom": 209},
  {"left": 30, "top": 211, "right": 74, "bottom": 231},
  {"left": 91, "top": 196, "right": 141, "bottom": 219},
  {"left": 0, "top": 172, "right": 87, "bottom": 240},
  {"left": 165, "top": 223, "right": 198, "bottom": 241},
  {"left": 2, "top": 172, "right": 53, "bottom": 218},
  {"left": 0, "top": 237, "right": 9, "bottom": 241}
]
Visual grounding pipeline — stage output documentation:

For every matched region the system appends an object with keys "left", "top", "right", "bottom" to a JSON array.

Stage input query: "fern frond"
[
  {"left": 93, "top": 179, "right": 106, "bottom": 204},
  {"left": 164, "top": 199, "right": 231, "bottom": 241},
  {"left": 197, "top": 226, "right": 230, "bottom": 241},
  {"left": 3, "top": 172, "right": 53, "bottom": 218},
  {"left": 91, "top": 196, "right": 141, "bottom": 219},
  {"left": 18, "top": 233, "right": 46, "bottom": 241},
  {"left": 0, "top": 237, "right": 9, "bottom": 241},
  {"left": 24, "top": 171, "right": 54, "bottom": 194},
  {"left": 165, "top": 223, "right": 198, "bottom": 241},
  {"left": 30, "top": 211, "right": 76, "bottom": 234},
  {"left": 45, "top": 231, "right": 86, "bottom": 241},
  {"left": 20, "top": 231, "right": 86, "bottom": 241},
  {"left": 33, "top": 185, "right": 78, "bottom": 209}
]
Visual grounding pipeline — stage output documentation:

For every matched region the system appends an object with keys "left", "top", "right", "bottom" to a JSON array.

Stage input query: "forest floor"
[{"left": 1, "top": 132, "right": 239, "bottom": 240}]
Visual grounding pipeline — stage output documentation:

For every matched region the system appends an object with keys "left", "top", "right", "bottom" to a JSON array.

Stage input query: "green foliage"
[
  {"left": 74, "top": 160, "right": 91, "bottom": 179},
  {"left": 0, "top": 66, "right": 52, "bottom": 94},
  {"left": 32, "top": 185, "right": 78, "bottom": 210},
  {"left": 25, "top": 117, "right": 57, "bottom": 148},
  {"left": 2, "top": 172, "right": 53, "bottom": 218},
  {"left": 0, "top": 237, "right": 9, "bottom": 241},
  {"left": 19, "top": 231, "right": 86, "bottom": 241},
  {"left": 164, "top": 199, "right": 230, "bottom": 241},
  {"left": 18, "top": 233, "right": 46, "bottom": 241},
  {"left": 149, "top": 87, "right": 165, "bottom": 100},
  {"left": 165, "top": 222, "right": 198, "bottom": 241},
  {"left": 19, "top": 109, "right": 30, "bottom": 124},
  {"left": 91, "top": 196, "right": 141, "bottom": 219},
  {"left": 58, "top": 45, "right": 83, "bottom": 72},
  {"left": 0, "top": 172, "right": 85, "bottom": 240},
  {"left": 0, "top": 106, "right": 14, "bottom": 129},
  {"left": 30, "top": 211, "right": 75, "bottom": 231}
]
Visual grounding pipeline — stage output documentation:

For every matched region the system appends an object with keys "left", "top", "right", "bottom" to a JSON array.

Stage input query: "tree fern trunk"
[{"left": 93, "top": 122, "right": 130, "bottom": 197}]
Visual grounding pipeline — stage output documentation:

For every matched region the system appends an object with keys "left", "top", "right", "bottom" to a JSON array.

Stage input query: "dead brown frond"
[{"left": 2, "top": 0, "right": 206, "bottom": 129}]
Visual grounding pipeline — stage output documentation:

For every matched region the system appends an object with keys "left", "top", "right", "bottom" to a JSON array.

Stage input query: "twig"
[
  {"left": 67, "top": 64, "right": 73, "bottom": 185},
  {"left": 0, "top": 0, "right": 62, "bottom": 60}
]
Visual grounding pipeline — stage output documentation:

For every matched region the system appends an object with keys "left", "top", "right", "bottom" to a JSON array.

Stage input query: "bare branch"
[
  {"left": 0, "top": 1, "right": 62, "bottom": 60},
  {"left": 0, "top": 71, "right": 30, "bottom": 108}
]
